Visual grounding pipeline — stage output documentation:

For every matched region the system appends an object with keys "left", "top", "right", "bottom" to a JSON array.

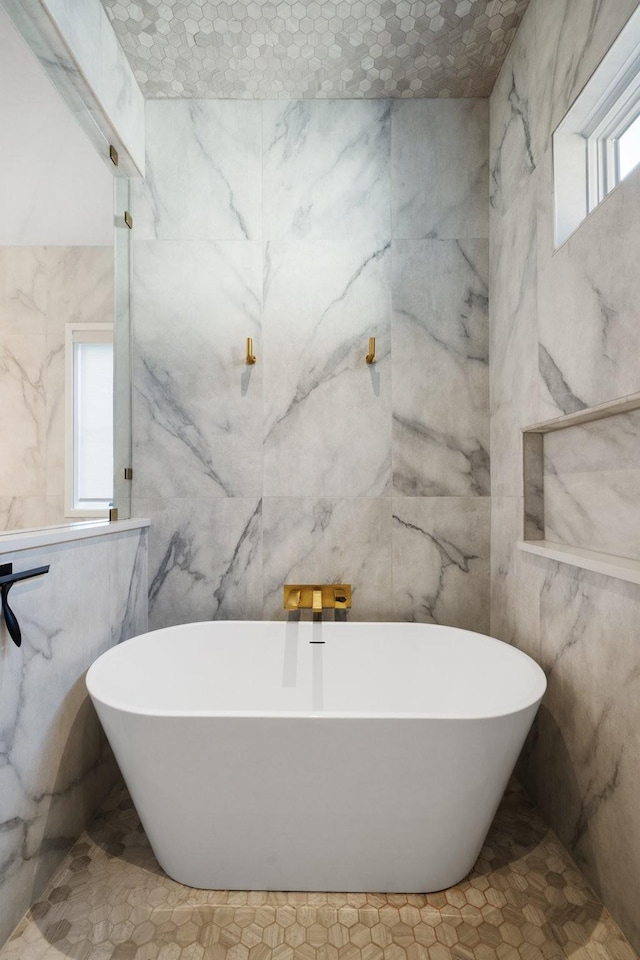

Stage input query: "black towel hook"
[{"left": 0, "top": 563, "right": 50, "bottom": 647}]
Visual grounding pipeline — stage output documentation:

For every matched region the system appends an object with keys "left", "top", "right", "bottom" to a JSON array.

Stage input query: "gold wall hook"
[
  {"left": 365, "top": 336, "right": 376, "bottom": 364},
  {"left": 246, "top": 337, "right": 256, "bottom": 365}
]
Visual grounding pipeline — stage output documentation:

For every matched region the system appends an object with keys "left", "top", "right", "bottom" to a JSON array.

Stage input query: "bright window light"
[
  {"left": 65, "top": 323, "right": 114, "bottom": 517},
  {"left": 617, "top": 112, "right": 640, "bottom": 179}
]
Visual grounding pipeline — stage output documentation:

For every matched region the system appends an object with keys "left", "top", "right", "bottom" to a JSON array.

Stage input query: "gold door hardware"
[
  {"left": 246, "top": 337, "right": 257, "bottom": 365},
  {"left": 283, "top": 584, "right": 352, "bottom": 611},
  {"left": 123, "top": 467, "right": 133, "bottom": 481},
  {"left": 365, "top": 336, "right": 376, "bottom": 364},
  {"left": 108, "top": 507, "right": 119, "bottom": 522},
  {"left": 124, "top": 211, "right": 133, "bottom": 229},
  {"left": 109, "top": 144, "right": 119, "bottom": 166}
]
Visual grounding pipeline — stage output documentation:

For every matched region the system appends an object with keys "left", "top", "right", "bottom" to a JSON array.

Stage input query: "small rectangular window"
[
  {"left": 65, "top": 323, "right": 114, "bottom": 517},
  {"left": 554, "top": 6, "right": 640, "bottom": 246}
]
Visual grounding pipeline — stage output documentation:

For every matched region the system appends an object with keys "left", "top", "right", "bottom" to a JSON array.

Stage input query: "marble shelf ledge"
[
  {"left": 518, "top": 539, "right": 640, "bottom": 585},
  {"left": 523, "top": 391, "right": 640, "bottom": 434},
  {"left": 0, "top": 518, "right": 150, "bottom": 555}
]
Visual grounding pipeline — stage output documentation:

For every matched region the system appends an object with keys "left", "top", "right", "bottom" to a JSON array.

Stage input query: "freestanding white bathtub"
[{"left": 86, "top": 620, "right": 546, "bottom": 892}]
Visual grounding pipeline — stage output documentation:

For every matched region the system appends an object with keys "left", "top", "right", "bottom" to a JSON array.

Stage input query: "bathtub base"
[{"left": 94, "top": 710, "right": 538, "bottom": 893}]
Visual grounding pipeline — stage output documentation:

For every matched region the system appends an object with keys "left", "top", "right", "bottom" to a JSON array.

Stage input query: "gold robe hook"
[
  {"left": 365, "top": 336, "right": 376, "bottom": 364},
  {"left": 246, "top": 337, "right": 256, "bottom": 365}
]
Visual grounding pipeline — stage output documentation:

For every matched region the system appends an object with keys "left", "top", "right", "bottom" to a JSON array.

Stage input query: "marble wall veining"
[
  {"left": 132, "top": 97, "right": 490, "bottom": 631},
  {"left": 0, "top": 525, "right": 148, "bottom": 947},
  {"left": 0, "top": 246, "right": 114, "bottom": 530},
  {"left": 489, "top": 0, "right": 640, "bottom": 949}
]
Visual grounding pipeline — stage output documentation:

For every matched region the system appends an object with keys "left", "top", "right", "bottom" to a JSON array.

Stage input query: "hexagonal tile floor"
[{"left": 1, "top": 780, "right": 636, "bottom": 960}]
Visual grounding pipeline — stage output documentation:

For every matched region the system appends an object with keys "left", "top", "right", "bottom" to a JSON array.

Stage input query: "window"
[
  {"left": 553, "top": 6, "right": 640, "bottom": 246},
  {"left": 65, "top": 323, "right": 114, "bottom": 517}
]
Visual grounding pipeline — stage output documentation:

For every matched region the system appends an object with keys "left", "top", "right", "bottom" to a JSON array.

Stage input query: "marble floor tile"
[
  {"left": 392, "top": 99, "right": 489, "bottom": 241},
  {"left": 392, "top": 239, "right": 489, "bottom": 498},
  {"left": 1, "top": 779, "right": 635, "bottom": 960},
  {"left": 262, "top": 498, "right": 392, "bottom": 621},
  {"left": 134, "top": 497, "right": 263, "bottom": 629},
  {"left": 392, "top": 497, "right": 490, "bottom": 632}
]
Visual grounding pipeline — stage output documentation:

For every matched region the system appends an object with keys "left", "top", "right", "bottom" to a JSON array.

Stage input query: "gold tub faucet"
[{"left": 282, "top": 584, "right": 352, "bottom": 614}]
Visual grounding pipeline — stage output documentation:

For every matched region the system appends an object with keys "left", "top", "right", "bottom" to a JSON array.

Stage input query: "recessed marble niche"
[{"left": 519, "top": 392, "right": 640, "bottom": 583}]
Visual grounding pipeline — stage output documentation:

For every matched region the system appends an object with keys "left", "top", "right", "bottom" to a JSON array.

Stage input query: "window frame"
[
  {"left": 64, "top": 321, "right": 114, "bottom": 519},
  {"left": 553, "top": 5, "right": 640, "bottom": 247}
]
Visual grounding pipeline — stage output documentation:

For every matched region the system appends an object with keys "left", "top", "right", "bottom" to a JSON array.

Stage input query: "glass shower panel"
[{"left": 113, "top": 177, "right": 133, "bottom": 519}]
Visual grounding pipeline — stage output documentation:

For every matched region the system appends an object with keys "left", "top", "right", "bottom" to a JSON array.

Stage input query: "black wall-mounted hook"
[{"left": 0, "top": 563, "right": 50, "bottom": 647}]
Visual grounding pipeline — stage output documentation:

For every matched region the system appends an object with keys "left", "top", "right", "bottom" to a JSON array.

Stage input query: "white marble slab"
[
  {"left": 489, "top": 3, "right": 538, "bottom": 219},
  {"left": 537, "top": 145, "right": 640, "bottom": 416},
  {"left": 263, "top": 99, "right": 390, "bottom": 246},
  {"left": 491, "top": 497, "right": 543, "bottom": 660},
  {"left": 532, "top": 561, "right": 640, "bottom": 945},
  {"left": 392, "top": 497, "right": 490, "bottom": 632},
  {"left": 262, "top": 236, "right": 391, "bottom": 498},
  {"left": 543, "top": 411, "right": 640, "bottom": 562},
  {"left": 135, "top": 497, "right": 263, "bottom": 630},
  {"left": 489, "top": 181, "right": 540, "bottom": 499},
  {"left": 0, "top": 527, "right": 147, "bottom": 946},
  {"left": 392, "top": 99, "right": 489, "bottom": 240},
  {"left": 135, "top": 100, "right": 262, "bottom": 240},
  {"left": 133, "top": 239, "right": 263, "bottom": 499},
  {"left": 392, "top": 239, "right": 489, "bottom": 497},
  {"left": 262, "top": 497, "right": 393, "bottom": 622}
]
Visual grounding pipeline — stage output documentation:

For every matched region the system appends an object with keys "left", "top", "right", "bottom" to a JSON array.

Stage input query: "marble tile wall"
[
  {"left": 489, "top": 0, "right": 640, "bottom": 949},
  {"left": 0, "top": 246, "right": 114, "bottom": 530},
  {"left": 132, "top": 98, "right": 490, "bottom": 631},
  {"left": 0, "top": 525, "right": 148, "bottom": 947}
]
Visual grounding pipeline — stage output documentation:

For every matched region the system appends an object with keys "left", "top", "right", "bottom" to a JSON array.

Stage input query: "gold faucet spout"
[
  {"left": 285, "top": 588, "right": 301, "bottom": 611},
  {"left": 312, "top": 589, "right": 323, "bottom": 613}
]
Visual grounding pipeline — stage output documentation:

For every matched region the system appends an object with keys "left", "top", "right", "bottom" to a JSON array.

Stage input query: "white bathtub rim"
[{"left": 87, "top": 620, "right": 547, "bottom": 722}]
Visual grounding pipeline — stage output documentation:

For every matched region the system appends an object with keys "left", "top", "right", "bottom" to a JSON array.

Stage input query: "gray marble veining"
[
  {"left": 134, "top": 100, "right": 261, "bottom": 241},
  {"left": 0, "top": 246, "right": 113, "bottom": 528},
  {"left": 135, "top": 497, "right": 262, "bottom": 630},
  {"left": 393, "top": 497, "right": 490, "bottom": 631},
  {"left": 263, "top": 100, "right": 390, "bottom": 246},
  {"left": 526, "top": 563, "right": 640, "bottom": 947},
  {"left": 0, "top": 528, "right": 147, "bottom": 947},
  {"left": 262, "top": 498, "right": 393, "bottom": 622},
  {"left": 131, "top": 98, "right": 491, "bottom": 710},
  {"left": 392, "top": 98, "right": 489, "bottom": 240},
  {"left": 133, "top": 239, "right": 263, "bottom": 499},
  {"left": 392, "top": 239, "right": 489, "bottom": 498},
  {"left": 490, "top": 0, "right": 640, "bottom": 948},
  {"left": 263, "top": 236, "right": 391, "bottom": 499},
  {"left": 543, "top": 411, "right": 640, "bottom": 561}
]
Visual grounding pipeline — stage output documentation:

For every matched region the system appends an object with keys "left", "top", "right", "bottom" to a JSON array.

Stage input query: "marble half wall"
[
  {"left": 489, "top": 0, "right": 640, "bottom": 948},
  {"left": 0, "top": 525, "right": 148, "bottom": 946},
  {"left": 132, "top": 97, "right": 490, "bottom": 630}
]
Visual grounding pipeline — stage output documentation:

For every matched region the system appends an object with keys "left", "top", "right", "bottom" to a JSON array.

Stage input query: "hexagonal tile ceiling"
[{"left": 101, "top": 0, "right": 531, "bottom": 99}]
